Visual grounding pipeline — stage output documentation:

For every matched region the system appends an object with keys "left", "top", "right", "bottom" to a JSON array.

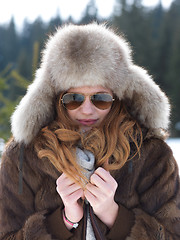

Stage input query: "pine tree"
[{"left": 79, "top": 0, "right": 99, "bottom": 24}]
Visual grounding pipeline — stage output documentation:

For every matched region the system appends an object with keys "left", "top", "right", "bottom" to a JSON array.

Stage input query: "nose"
[{"left": 80, "top": 97, "right": 94, "bottom": 114}]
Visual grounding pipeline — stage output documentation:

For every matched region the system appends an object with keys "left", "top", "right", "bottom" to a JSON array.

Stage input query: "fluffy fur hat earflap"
[{"left": 11, "top": 23, "right": 170, "bottom": 144}]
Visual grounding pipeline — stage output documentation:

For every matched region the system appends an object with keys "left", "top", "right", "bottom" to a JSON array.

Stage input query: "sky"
[{"left": 0, "top": 0, "right": 173, "bottom": 30}]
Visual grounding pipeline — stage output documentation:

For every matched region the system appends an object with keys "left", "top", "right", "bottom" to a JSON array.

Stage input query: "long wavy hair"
[{"left": 35, "top": 92, "right": 143, "bottom": 185}]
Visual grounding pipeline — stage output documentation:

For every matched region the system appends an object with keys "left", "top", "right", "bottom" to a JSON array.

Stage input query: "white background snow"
[{"left": 166, "top": 138, "right": 180, "bottom": 171}]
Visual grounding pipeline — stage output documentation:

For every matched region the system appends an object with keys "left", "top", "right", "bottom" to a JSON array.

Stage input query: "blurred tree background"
[{"left": 0, "top": 0, "right": 180, "bottom": 141}]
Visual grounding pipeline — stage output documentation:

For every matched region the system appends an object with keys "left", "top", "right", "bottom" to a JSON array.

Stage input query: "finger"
[
  {"left": 93, "top": 167, "right": 118, "bottom": 190},
  {"left": 66, "top": 188, "right": 84, "bottom": 204},
  {"left": 86, "top": 180, "right": 114, "bottom": 203},
  {"left": 57, "top": 185, "right": 84, "bottom": 205},
  {"left": 90, "top": 173, "right": 106, "bottom": 190},
  {"left": 84, "top": 188, "right": 97, "bottom": 206},
  {"left": 85, "top": 183, "right": 101, "bottom": 197},
  {"left": 56, "top": 182, "right": 82, "bottom": 197},
  {"left": 89, "top": 175, "right": 117, "bottom": 198},
  {"left": 56, "top": 173, "right": 82, "bottom": 194},
  {"left": 56, "top": 173, "right": 75, "bottom": 186},
  {"left": 94, "top": 167, "right": 111, "bottom": 182}
]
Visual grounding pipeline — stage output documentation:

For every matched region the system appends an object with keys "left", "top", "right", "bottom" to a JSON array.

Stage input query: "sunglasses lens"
[
  {"left": 62, "top": 93, "right": 84, "bottom": 110},
  {"left": 62, "top": 93, "right": 114, "bottom": 110},
  {"left": 91, "top": 94, "right": 113, "bottom": 110}
]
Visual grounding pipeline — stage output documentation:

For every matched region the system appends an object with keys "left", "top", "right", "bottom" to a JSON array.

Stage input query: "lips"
[{"left": 78, "top": 119, "right": 98, "bottom": 126}]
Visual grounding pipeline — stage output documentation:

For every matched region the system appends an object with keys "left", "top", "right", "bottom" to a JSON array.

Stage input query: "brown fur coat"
[{"left": 0, "top": 137, "right": 179, "bottom": 240}]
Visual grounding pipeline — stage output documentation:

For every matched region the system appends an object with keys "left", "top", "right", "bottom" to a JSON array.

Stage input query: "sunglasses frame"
[{"left": 61, "top": 92, "right": 115, "bottom": 110}]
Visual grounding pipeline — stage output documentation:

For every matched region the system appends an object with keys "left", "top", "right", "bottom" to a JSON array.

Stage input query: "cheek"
[
  {"left": 99, "top": 108, "right": 111, "bottom": 120},
  {"left": 67, "top": 110, "right": 76, "bottom": 121}
]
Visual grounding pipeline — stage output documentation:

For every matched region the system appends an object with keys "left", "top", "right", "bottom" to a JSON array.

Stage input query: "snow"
[
  {"left": 0, "top": 138, "right": 5, "bottom": 157},
  {"left": 166, "top": 138, "right": 180, "bottom": 170}
]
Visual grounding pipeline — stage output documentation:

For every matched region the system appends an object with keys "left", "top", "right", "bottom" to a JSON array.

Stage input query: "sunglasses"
[{"left": 61, "top": 92, "right": 115, "bottom": 110}]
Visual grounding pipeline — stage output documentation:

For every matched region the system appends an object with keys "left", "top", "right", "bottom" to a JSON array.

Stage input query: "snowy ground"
[
  {"left": 0, "top": 138, "right": 5, "bottom": 159},
  {"left": 166, "top": 138, "right": 180, "bottom": 170},
  {"left": 0, "top": 138, "right": 180, "bottom": 169}
]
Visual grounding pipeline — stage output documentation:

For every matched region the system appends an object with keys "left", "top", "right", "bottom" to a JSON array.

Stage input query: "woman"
[{"left": 0, "top": 23, "right": 179, "bottom": 240}]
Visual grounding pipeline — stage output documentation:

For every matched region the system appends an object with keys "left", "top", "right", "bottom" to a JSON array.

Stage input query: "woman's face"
[{"left": 65, "top": 85, "right": 113, "bottom": 131}]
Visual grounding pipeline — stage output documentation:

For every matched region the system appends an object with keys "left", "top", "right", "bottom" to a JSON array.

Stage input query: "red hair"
[{"left": 35, "top": 92, "right": 142, "bottom": 184}]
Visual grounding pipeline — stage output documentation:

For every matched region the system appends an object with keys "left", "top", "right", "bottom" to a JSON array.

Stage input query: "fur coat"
[
  {"left": 0, "top": 137, "right": 179, "bottom": 239},
  {"left": 0, "top": 23, "right": 180, "bottom": 239}
]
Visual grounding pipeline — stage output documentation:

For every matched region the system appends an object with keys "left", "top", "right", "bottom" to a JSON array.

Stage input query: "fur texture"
[
  {"left": 0, "top": 138, "right": 179, "bottom": 239},
  {"left": 11, "top": 23, "right": 170, "bottom": 144}
]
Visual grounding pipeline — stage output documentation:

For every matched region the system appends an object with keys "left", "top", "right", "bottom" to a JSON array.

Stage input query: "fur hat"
[{"left": 11, "top": 23, "right": 170, "bottom": 144}]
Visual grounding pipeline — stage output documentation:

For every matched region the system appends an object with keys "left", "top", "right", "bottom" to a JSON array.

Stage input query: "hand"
[
  {"left": 84, "top": 167, "right": 119, "bottom": 228},
  {"left": 56, "top": 173, "right": 84, "bottom": 228}
]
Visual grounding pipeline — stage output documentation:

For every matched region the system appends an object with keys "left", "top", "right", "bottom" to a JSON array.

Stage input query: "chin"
[{"left": 80, "top": 126, "right": 92, "bottom": 132}]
